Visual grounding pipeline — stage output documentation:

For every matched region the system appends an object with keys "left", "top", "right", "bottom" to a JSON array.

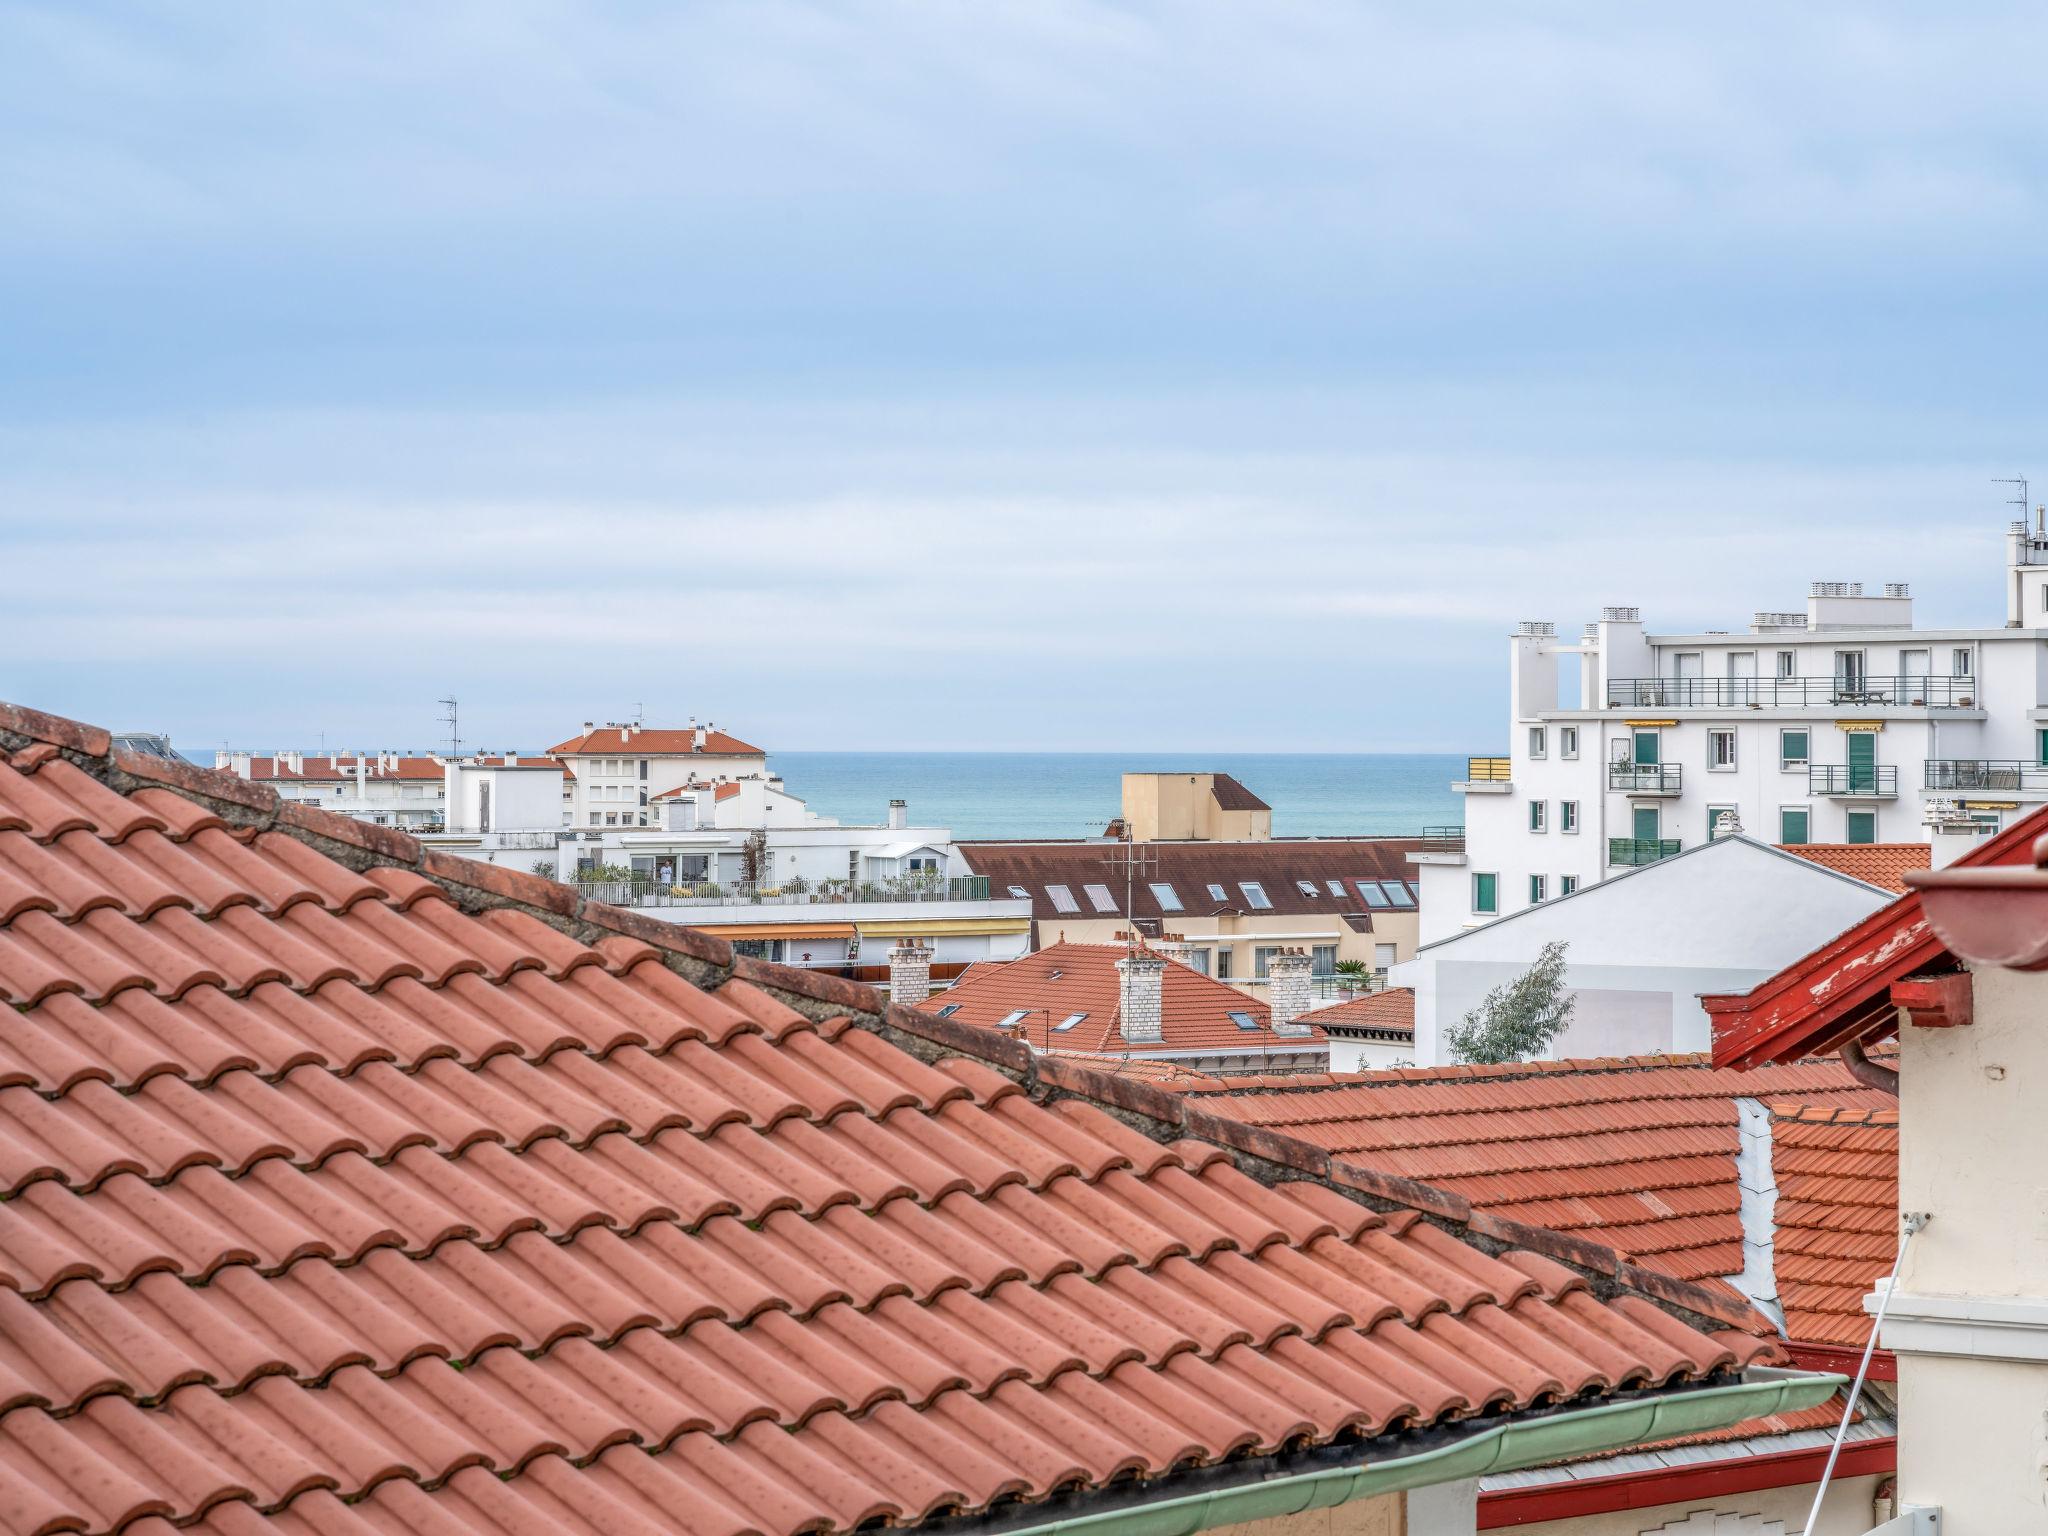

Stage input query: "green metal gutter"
[{"left": 999, "top": 1373, "right": 1845, "bottom": 1536}]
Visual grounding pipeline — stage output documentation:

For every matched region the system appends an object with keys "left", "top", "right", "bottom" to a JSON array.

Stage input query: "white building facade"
[{"left": 1422, "top": 521, "right": 2048, "bottom": 944}]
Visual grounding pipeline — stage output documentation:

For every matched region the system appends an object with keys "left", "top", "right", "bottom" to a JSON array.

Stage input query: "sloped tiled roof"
[
  {"left": 1173, "top": 1055, "right": 1892, "bottom": 1309},
  {"left": 547, "top": 727, "right": 764, "bottom": 757},
  {"left": 916, "top": 941, "right": 1321, "bottom": 1056},
  {"left": 1296, "top": 988, "right": 1415, "bottom": 1037},
  {"left": 0, "top": 702, "right": 1786, "bottom": 1536},
  {"left": 1207, "top": 773, "right": 1270, "bottom": 812},
  {"left": 1769, "top": 1105, "right": 1899, "bottom": 1347},
  {"left": 1776, "top": 842, "right": 1930, "bottom": 894}
]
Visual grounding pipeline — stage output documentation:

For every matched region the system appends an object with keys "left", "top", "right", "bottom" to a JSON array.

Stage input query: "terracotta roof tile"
[
  {"left": 0, "top": 702, "right": 1790, "bottom": 1536},
  {"left": 1207, "top": 774, "right": 1269, "bottom": 812},
  {"left": 1296, "top": 988, "right": 1414, "bottom": 1035},
  {"left": 1776, "top": 842, "right": 1931, "bottom": 893},
  {"left": 1768, "top": 1107, "right": 1899, "bottom": 1346},
  {"left": 546, "top": 728, "right": 764, "bottom": 758},
  {"left": 915, "top": 942, "right": 1320, "bottom": 1056}
]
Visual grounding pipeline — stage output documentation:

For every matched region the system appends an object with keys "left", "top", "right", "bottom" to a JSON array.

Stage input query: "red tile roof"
[
  {"left": 547, "top": 727, "right": 764, "bottom": 757},
  {"left": 244, "top": 755, "right": 556, "bottom": 783},
  {"left": 1297, "top": 988, "right": 1415, "bottom": 1036},
  {"left": 1769, "top": 1105, "right": 1899, "bottom": 1347},
  {"left": 0, "top": 701, "right": 1787, "bottom": 1536},
  {"left": 1776, "top": 843, "right": 1931, "bottom": 894},
  {"left": 917, "top": 941, "right": 1321, "bottom": 1056},
  {"left": 1170, "top": 1054, "right": 1892, "bottom": 1334},
  {"left": 1207, "top": 773, "right": 1270, "bottom": 812}
]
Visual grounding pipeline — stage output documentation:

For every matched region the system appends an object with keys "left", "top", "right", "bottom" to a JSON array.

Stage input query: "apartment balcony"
[
  {"left": 1808, "top": 765, "right": 1899, "bottom": 798},
  {"left": 1419, "top": 825, "right": 1466, "bottom": 852},
  {"left": 1603, "top": 675, "right": 1978, "bottom": 710},
  {"left": 1454, "top": 757, "right": 1512, "bottom": 794},
  {"left": 1608, "top": 763, "right": 1682, "bottom": 796},
  {"left": 573, "top": 874, "right": 993, "bottom": 909},
  {"left": 1923, "top": 760, "right": 2048, "bottom": 795},
  {"left": 1608, "top": 837, "right": 1682, "bottom": 867}
]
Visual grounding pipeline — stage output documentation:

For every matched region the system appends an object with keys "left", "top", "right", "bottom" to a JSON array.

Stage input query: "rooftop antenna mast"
[
  {"left": 1995, "top": 475, "right": 2036, "bottom": 536},
  {"left": 1099, "top": 822, "right": 1160, "bottom": 924},
  {"left": 436, "top": 697, "right": 462, "bottom": 759}
]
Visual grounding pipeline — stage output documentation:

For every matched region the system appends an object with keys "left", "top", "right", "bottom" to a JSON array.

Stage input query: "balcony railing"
[
  {"left": 1604, "top": 675, "right": 1977, "bottom": 710},
  {"left": 1608, "top": 837, "right": 1682, "bottom": 867},
  {"left": 1809, "top": 764, "right": 1899, "bottom": 797},
  {"left": 1608, "top": 763, "right": 1682, "bottom": 794},
  {"left": 1419, "top": 825, "right": 1465, "bottom": 852},
  {"left": 573, "top": 874, "right": 994, "bottom": 909},
  {"left": 1463, "top": 757, "right": 1512, "bottom": 782},
  {"left": 1924, "top": 760, "right": 2048, "bottom": 793}
]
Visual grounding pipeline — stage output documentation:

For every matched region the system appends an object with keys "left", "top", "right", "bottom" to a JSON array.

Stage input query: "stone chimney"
[
  {"left": 1269, "top": 949, "right": 1314, "bottom": 1036},
  {"left": 889, "top": 939, "right": 934, "bottom": 1006},
  {"left": 1116, "top": 945, "right": 1167, "bottom": 1044},
  {"left": 1150, "top": 931, "right": 1198, "bottom": 969},
  {"left": 888, "top": 798, "right": 908, "bottom": 830}
]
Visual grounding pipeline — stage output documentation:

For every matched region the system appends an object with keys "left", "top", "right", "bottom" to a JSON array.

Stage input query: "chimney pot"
[{"left": 1268, "top": 950, "right": 1315, "bottom": 1035}]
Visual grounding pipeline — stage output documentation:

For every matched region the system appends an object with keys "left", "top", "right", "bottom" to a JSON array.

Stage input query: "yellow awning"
[
  {"left": 687, "top": 921, "right": 857, "bottom": 940},
  {"left": 1835, "top": 720, "right": 1885, "bottom": 731},
  {"left": 856, "top": 917, "right": 1033, "bottom": 939},
  {"left": 1964, "top": 801, "right": 2018, "bottom": 811},
  {"left": 1624, "top": 719, "right": 1676, "bottom": 728}
]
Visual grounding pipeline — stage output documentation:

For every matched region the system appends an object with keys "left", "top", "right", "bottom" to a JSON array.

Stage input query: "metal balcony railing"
[
  {"left": 1809, "top": 765, "right": 1899, "bottom": 797},
  {"left": 1608, "top": 763, "right": 1682, "bottom": 794},
  {"left": 1608, "top": 837, "right": 1682, "bottom": 867},
  {"left": 571, "top": 874, "right": 995, "bottom": 909},
  {"left": 1419, "top": 825, "right": 1465, "bottom": 852},
  {"left": 1604, "top": 675, "right": 1977, "bottom": 709},
  {"left": 1463, "top": 757, "right": 1512, "bottom": 782},
  {"left": 1924, "top": 760, "right": 2048, "bottom": 793}
]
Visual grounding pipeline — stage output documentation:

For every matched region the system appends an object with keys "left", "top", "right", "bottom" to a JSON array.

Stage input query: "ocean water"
[{"left": 764, "top": 753, "right": 1466, "bottom": 841}]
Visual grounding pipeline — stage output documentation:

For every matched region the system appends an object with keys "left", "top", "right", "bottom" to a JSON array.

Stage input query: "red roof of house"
[
  {"left": 1776, "top": 843, "right": 1931, "bottom": 894},
  {"left": 917, "top": 941, "right": 1321, "bottom": 1056},
  {"left": 1769, "top": 1105, "right": 1899, "bottom": 1348},
  {"left": 244, "top": 755, "right": 558, "bottom": 782},
  {"left": 547, "top": 727, "right": 764, "bottom": 757},
  {"left": 1167, "top": 1054, "right": 1894, "bottom": 1344},
  {"left": 0, "top": 702, "right": 1790, "bottom": 1536},
  {"left": 1709, "top": 805, "right": 2048, "bottom": 1067},
  {"left": 1296, "top": 988, "right": 1415, "bottom": 1036},
  {"left": 1207, "top": 773, "right": 1270, "bottom": 812}
]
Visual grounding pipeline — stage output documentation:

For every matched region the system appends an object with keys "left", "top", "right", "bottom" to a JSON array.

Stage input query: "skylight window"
[
  {"left": 1227, "top": 1010, "right": 1263, "bottom": 1032},
  {"left": 1006, "top": 885, "right": 1029, "bottom": 900},
  {"left": 1083, "top": 882, "right": 1119, "bottom": 913},
  {"left": 1356, "top": 881, "right": 1391, "bottom": 909},
  {"left": 1238, "top": 882, "right": 1273, "bottom": 910},
  {"left": 1296, "top": 880, "right": 1319, "bottom": 898},
  {"left": 1149, "top": 882, "right": 1184, "bottom": 912},
  {"left": 1383, "top": 882, "right": 1418, "bottom": 909},
  {"left": 996, "top": 1009, "right": 1030, "bottom": 1028},
  {"left": 1053, "top": 1012, "right": 1088, "bottom": 1031},
  {"left": 1206, "top": 883, "right": 1228, "bottom": 902},
  {"left": 1046, "top": 884, "right": 1080, "bottom": 913},
  {"left": 935, "top": 1003, "right": 961, "bottom": 1019},
  {"left": 1326, "top": 880, "right": 1346, "bottom": 898}
]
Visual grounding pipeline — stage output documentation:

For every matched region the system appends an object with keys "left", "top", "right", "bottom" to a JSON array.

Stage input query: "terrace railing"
[
  {"left": 1924, "top": 760, "right": 2048, "bottom": 794},
  {"left": 1608, "top": 837, "right": 1682, "bottom": 867},
  {"left": 572, "top": 874, "right": 995, "bottom": 908},
  {"left": 1808, "top": 764, "right": 1900, "bottom": 797},
  {"left": 1608, "top": 763, "right": 1683, "bottom": 794},
  {"left": 1604, "top": 675, "right": 1977, "bottom": 709}
]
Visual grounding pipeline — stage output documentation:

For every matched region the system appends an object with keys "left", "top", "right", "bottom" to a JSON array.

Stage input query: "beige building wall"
[
  {"left": 1211, "top": 1480, "right": 1474, "bottom": 1536},
  {"left": 1498, "top": 1473, "right": 1883, "bottom": 1535},
  {"left": 1122, "top": 772, "right": 1272, "bottom": 842},
  {"left": 1034, "top": 909, "right": 1421, "bottom": 993}
]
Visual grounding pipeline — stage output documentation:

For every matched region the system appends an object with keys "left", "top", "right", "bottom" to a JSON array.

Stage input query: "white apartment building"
[
  {"left": 547, "top": 720, "right": 768, "bottom": 827},
  {"left": 217, "top": 749, "right": 461, "bottom": 828},
  {"left": 1420, "top": 518, "right": 2048, "bottom": 943}
]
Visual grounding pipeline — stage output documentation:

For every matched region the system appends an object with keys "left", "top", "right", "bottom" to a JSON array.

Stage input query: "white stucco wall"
[{"left": 1396, "top": 838, "right": 1892, "bottom": 1065}]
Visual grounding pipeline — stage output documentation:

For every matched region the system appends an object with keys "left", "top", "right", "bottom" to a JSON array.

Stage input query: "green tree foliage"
[{"left": 1444, "top": 940, "right": 1576, "bottom": 1064}]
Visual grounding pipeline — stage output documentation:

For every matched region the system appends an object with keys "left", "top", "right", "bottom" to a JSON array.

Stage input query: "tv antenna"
[
  {"left": 1099, "top": 824, "right": 1160, "bottom": 924},
  {"left": 436, "top": 697, "right": 462, "bottom": 758},
  {"left": 1995, "top": 476, "right": 2037, "bottom": 536}
]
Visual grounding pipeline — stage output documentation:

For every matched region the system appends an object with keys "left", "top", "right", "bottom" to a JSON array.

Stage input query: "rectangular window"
[
  {"left": 1472, "top": 872, "right": 1499, "bottom": 914},
  {"left": 1187, "top": 949, "right": 1211, "bottom": 975},
  {"left": 588, "top": 812, "right": 600, "bottom": 826},
  {"left": 2038, "top": 728, "right": 2048, "bottom": 769},
  {"left": 1384, "top": 881, "right": 1418, "bottom": 908},
  {"left": 1254, "top": 946, "right": 1281, "bottom": 978},
  {"left": 1296, "top": 880, "right": 1320, "bottom": 898},
  {"left": 1846, "top": 810, "right": 1877, "bottom": 845},
  {"left": 1226, "top": 1011, "right": 1262, "bottom": 1032},
  {"left": 1529, "top": 727, "right": 1547, "bottom": 759},
  {"left": 1206, "top": 882, "right": 1228, "bottom": 902},
  {"left": 1053, "top": 1012, "right": 1088, "bottom": 1032},
  {"left": 1560, "top": 726, "right": 1579, "bottom": 759},
  {"left": 1780, "top": 808, "right": 1810, "bottom": 845},
  {"left": 1708, "top": 729, "right": 1737, "bottom": 769},
  {"left": 1238, "top": 882, "right": 1273, "bottom": 910},
  {"left": 1529, "top": 800, "right": 1547, "bottom": 832},
  {"left": 1708, "top": 805, "right": 1736, "bottom": 839},
  {"left": 1082, "top": 883, "right": 1118, "bottom": 913},
  {"left": 1215, "top": 948, "right": 1233, "bottom": 980},
  {"left": 1529, "top": 874, "right": 1547, "bottom": 903},
  {"left": 638, "top": 759, "right": 649, "bottom": 779},
  {"left": 1776, "top": 650, "right": 1796, "bottom": 679},
  {"left": 1356, "top": 880, "right": 1391, "bottom": 908},
  {"left": 1006, "top": 885, "right": 1029, "bottom": 899},
  {"left": 934, "top": 1003, "right": 960, "bottom": 1019},
  {"left": 996, "top": 1010, "right": 1030, "bottom": 1029},
  {"left": 1560, "top": 875, "right": 1578, "bottom": 896},
  {"left": 1560, "top": 800, "right": 1579, "bottom": 834},
  {"left": 1046, "top": 884, "right": 1080, "bottom": 914},
  {"left": 1953, "top": 648, "right": 1973, "bottom": 678},
  {"left": 1780, "top": 729, "right": 1810, "bottom": 768},
  {"left": 1148, "top": 882, "right": 1183, "bottom": 912},
  {"left": 1311, "top": 944, "right": 1338, "bottom": 975},
  {"left": 1326, "top": 879, "right": 1346, "bottom": 898}
]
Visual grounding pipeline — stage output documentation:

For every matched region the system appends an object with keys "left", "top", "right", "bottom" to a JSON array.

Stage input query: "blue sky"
[{"left": 4, "top": 2, "right": 2047, "bottom": 752}]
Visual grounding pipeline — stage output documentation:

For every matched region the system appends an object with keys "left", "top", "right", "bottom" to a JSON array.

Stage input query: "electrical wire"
[{"left": 1802, "top": 1211, "right": 1928, "bottom": 1534}]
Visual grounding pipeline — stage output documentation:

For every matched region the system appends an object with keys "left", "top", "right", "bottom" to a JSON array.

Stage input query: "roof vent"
[
  {"left": 1600, "top": 606, "right": 1640, "bottom": 623},
  {"left": 1810, "top": 581, "right": 1863, "bottom": 598},
  {"left": 1885, "top": 582, "right": 1910, "bottom": 598},
  {"left": 1513, "top": 620, "right": 1556, "bottom": 637}
]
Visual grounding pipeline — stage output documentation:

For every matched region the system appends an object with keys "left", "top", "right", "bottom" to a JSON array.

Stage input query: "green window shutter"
[
  {"left": 1847, "top": 811, "right": 1876, "bottom": 845},
  {"left": 1847, "top": 732, "right": 1877, "bottom": 793},
  {"left": 2038, "top": 728, "right": 2048, "bottom": 768},
  {"left": 1781, "top": 730, "right": 1808, "bottom": 766},
  {"left": 1780, "top": 808, "right": 1810, "bottom": 845},
  {"left": 1633, "top": 731, "right": 1660, "bottom": 766},
  {"left": 1473, "top": 873, "right": 1497, "bottom": 913},
  {"left": 1633, "top": 806, "right": 1661, "bottom": 841}
]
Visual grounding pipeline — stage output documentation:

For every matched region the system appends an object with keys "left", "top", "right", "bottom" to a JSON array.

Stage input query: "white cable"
[{"left": 1802, "top": 1211, "right": 1928, "bottom": 1534}]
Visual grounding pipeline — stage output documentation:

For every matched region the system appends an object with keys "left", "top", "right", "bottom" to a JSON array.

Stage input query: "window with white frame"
[
  {"left": 1953, "top": 647, "right": 1973, "bottom": 677},
  {"left": 1560, "top": 726, "right": 1579, "bottom": 759},
  {"left": 1708, "top": 729, "right": 1737, "bottom": 769},
  {"left": 1776, "top": 651, "right": 1796, "bottom": 679},
  {"left": 1708, "top": 804, "right": 1737, "bottom": 839},
  {"left": 1779, "top": 728, "right": 1809, "bottom": 768},
  {"left": 1529, "top": 800, "right": 1547, "bottom": 832},
  {"left": 1529, "top": 874, "right": 1547, "bottom": 903},
  {"left": 1560, "top": 875, "right": 1578, "bottom": 895},
  {"left": 1560, "top": 800, "right": 1579, "bottom": 833},
  {"left": 1528, "top": 726, "right": 1547, "bottom": 759}
]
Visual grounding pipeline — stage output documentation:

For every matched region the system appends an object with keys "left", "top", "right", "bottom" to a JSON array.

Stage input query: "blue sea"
[{"left": 763, "top": 753, "right": 1466, "bottom": 841}]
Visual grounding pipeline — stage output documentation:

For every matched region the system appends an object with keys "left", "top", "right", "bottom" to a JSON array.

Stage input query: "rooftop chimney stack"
[
  {"left": 888, "top": 940, "right": 934, "bottom": 1007},
  {"left": 1150, "top": 932, "right": 1198, "bottom": 970},
  {"left": 888, "top": 798, "right": 908, "bottom": 830},
  {"left": 1268, "top": 949, "right": 1314, "bottom": 1036},
  {"left": 1116, "top": 944, "right": 1167, "bottom": 1044},
  {"left": 693, "top": 724, "right": 708, "bottom": 751}
]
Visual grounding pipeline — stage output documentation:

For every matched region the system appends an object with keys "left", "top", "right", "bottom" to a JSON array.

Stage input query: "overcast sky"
[{"left": 5, "top": 3, "right": 2046, "bottom": 752}]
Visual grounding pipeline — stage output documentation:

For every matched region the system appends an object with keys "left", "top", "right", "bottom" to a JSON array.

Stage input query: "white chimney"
[
  {"left": 506, "top": 751, "right": 518, "bottom": 767},
  {"left": 1116, "top": 947, "right": 1167, "bottom": 1044},
  {"left": 889, "top": 940, "right": 934, "bottom": 1006},
  {"left": 1269, "top": 949, "right": 1314, "bottom": 1036},
  {"left": 1150, "top": 931, "right": 1198, "bottom": 969},
  {"left": 229, "top": 751, "right": 251, "bottom": 778},
  {"left": 693, "top": 724, "right": 708, "bottom": 751},
  {"left": 888, "top": 798, "right": 908, "bottom": 831}
]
